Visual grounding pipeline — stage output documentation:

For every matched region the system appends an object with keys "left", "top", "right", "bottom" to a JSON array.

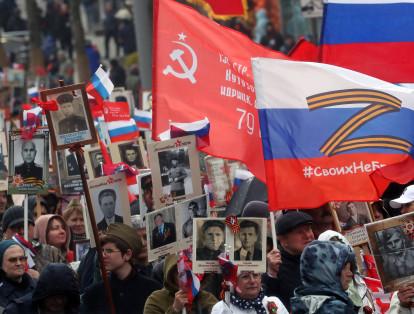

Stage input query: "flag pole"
[
  {"left": 23, "top": 195, "right": 28, "bottom": 241},
  {"left": 270, "top": 212, "right": 278, "bottom": 250},
  {"left": 58, "top": 80, "right": 116, "bottom": 314}
]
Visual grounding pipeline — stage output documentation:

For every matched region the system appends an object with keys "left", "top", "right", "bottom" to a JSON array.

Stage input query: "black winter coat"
[
  {"left": 0, "top": 272, "right": 36, "bottom": 311},
  {"left": 81, "top": 268, "right": 162, "bottom": 314}
]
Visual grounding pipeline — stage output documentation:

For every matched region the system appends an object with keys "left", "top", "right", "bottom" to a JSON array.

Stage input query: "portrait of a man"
[
  {"left": 151, "top": 213, "right": 176, "bottom": 249},
  {"left": 66, "top": 152, "right": 79, "bottom": 176},
  {"left": 96, "top": 189, "right": 123, "bottom": 231},
  {"left": 234, "top": 220, "right": 262, "bottom": 261},
  {"left": 196, "top": 220, "right": 225, "bottom": 261},
  {"left": 92, "top": 152, "right": 104, "bottom": 178},
  {"left": 167, "top": 157, "right": 187, "bottom": 197},
  {"left": 121, "top": 144, "right": 143, "bottom": 169},
  {"left": 341, "top": 202, "right": 370, "bottom": 231},
  {"left": 182, "top": 201, "right": 204, "bottom": 238},
  {"left": 56, "top": 93, "right": 87, "bottom": 135},
  {"left": 379, "top": 227, "right": 414, "bottom": 281},
  {"left": 141, "top": 175, "right": 154, "bottom": 214},
  {"left": 14, "top": 140, "right": 43, "bottom": 180}
]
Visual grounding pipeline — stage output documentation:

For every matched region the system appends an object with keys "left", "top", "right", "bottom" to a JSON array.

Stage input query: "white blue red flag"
[
  {"left": 106, "top": 119, "right": 139, "bottom": 143},
  {"left": 178, "top": 250, "right": 201, "bottom": 307},
  {"left": 321, "top": 0, "right": 414, "bottom": 83},
  {"left": 252, "top": 58, "right": 414, "bottom": 210},
  {"left": 86, "top": 66, "right": 114, "bottom": 104},
  {"left": 133, "top": 109, "right": 152, "bottom": 130}
]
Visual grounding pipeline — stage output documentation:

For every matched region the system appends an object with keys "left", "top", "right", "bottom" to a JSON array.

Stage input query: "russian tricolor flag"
[
  {"left": 133, "top": 109, "right": 152, "bottom": 130},
  {"left": 252, "top": 58, "right": 414, "bottom": 210},
  {"left": 27, "top": 86, "right": 39, "bottom": 98},
  {"left": 170, "top": 117, "right": 210, "bottom": 139},
  {"left": 233, "top": 169, "right": 254, "bottom": 193},
  {"left": 86, "top": 66, "right": 114, "bottom": 104},
  {"left": 321, "top": 0, "right": 414, "bottom": 83},
  {"left": 107, "top": 118, "right": 139, "bottom": 143}
]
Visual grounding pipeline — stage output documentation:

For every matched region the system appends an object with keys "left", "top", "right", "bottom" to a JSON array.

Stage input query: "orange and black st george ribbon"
[{"left": 306, "top": 89, "right": 412, "bottom": 156}]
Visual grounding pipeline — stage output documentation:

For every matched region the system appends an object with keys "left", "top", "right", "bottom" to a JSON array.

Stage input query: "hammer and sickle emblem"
[
  {"left": 163, "top": 41, "right": 198, "bottom": 84},
  {"left": 306, "top": 89, "right": 412, "bottom": 156}
]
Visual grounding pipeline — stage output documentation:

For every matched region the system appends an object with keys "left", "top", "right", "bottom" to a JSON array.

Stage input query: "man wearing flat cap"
[
  {"left": 56, "top": 93, "right": 87, "bottom": 135},
  {"left": 96, "top": 189, "right": 123, "bottom": 231},
  {"left": 262, "top": 211, "right": 314, "bottom": 310}
]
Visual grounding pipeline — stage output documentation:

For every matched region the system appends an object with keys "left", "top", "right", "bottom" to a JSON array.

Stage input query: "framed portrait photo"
[
  {"left": 148, "top": 135, "right": 202, "bottom": 209},
  {"left": 41, "top": 83, "right": 97, "bottom": 150},
  {"left": 138, "top": 172, "right": 154, "bottom": 216},
  {"left": 109, "top": 138, "right": 147, "bottom": 170},
  {"left": 110, "top": 87, "right": 135, "bottom": 111},
  {"left": 366, "top": 212, "right": 414, "bottom": 292},
  {"left": 231, "top": 218, "right": 267, "bottom": 273},
  {"left": 8, "top": 129, "right": 49, "bottom": 194},
  {"left": 193, "top": 218, "right": 229, "bottom": 273},
  {"left": 87, "top": 173, "right": 132, "bottom": 233},
  {"left": 55, "top": 149, "right": 83, "bottom": 194},
  {"left": 145, "top": 205, "right": 178, "bottom": 262},
  {"left": 141, "top": 90, "right": 152, "bottom": 111},
  {"left": 330, "top": 201, "right": 373, "bottom": 246},
  {"left": 84, "top": 146, "right": 111, "bottom": 179},
  {"left": 74, "top": 239, "right": 91, "bottom": 261},
  {"left": 175, "top": 194, "right": 209, "bottom": 250}
]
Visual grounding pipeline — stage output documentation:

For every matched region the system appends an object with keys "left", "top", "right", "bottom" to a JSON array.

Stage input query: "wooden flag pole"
[{"left": 57, "top": 80, "right": 116, "bottom": 314}]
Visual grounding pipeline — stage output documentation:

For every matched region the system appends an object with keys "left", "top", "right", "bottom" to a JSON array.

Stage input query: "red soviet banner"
[{"left": 153, "top": 0, "right": 288, "bottom": 182}]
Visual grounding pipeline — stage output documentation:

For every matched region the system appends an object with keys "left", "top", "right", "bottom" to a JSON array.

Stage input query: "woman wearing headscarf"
[
  {"left": 211, "top": 271, "right": 288, "bottom": 314},
  {"left": 34, "top": 214, "right": 74, "bottom": 263},
  {"left": 291, "top": 240, "right": 358, "bottom": 313},
  {"left": 318, "top": 230, "right": 378, "bottom": 313}
]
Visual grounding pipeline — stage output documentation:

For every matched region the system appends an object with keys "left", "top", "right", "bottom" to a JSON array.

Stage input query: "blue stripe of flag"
[
  {"left": 134, "top": 116, "right": 152, "bottom": 123},
  {"left": 108, "top": 125, "right": 138, "bottom": 138},
  {"left": 322, "top": 3, "right": 414, "bottom": 44},
  {"left": 90, "top": 73, "right": 110, "bottom": 99}
]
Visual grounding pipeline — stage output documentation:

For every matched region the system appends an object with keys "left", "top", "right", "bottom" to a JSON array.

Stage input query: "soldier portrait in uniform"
[
  {"left": 14, "top": 140, "right": 43, "bottom": 180},
  {"left": 196, "top": 219, "right": 226, "bottom": 261},
  {"left": 177, "top": 196, "right": 208, "bottom": 239},
  {"left": 41, "top": 83, "right": 97, "bottom": 149}
]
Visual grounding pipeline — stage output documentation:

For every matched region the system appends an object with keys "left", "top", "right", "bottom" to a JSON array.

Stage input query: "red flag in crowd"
[
  {"left": 288, "top": 37, "right": 319, "bottom": 62},
  {"left": 202, "top": 0, "right": 246, "bottom": 17},
  {"left": 153, "top": 0, "right": 288, "bottom": 183}
]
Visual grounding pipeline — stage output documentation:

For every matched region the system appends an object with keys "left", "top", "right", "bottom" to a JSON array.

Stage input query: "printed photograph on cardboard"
[
  {"left": 0, "top": 131, "right": 8, "bottom": 185},
  {"left": 75, "top": 240, "right": 91, "bottom": 261},
  {"left": 56, "top": 150, "right": 83, "bottom": 195},
  {"left": 148, "top": 135, "right": 202, "bottom": 209},
  {"left": 232, "top": 218, "right": 266, "bottom": 273},
  {"left": 141, "top": 90, "right": 152, "bottom": 111},
  {"left": 193, "top": 218, "right": 227, "bottom": 273},
  {"left": 110, "top": 138, "right": 147, "bottom": 170},
  {"left": 175, "top": 195, "right": 208, "bottom": 249},
  {"left": 330, "top": 201, "right": 373, "bottom": 246},
  {"left": 145, "top": 206, "right": 178, "bottom": 262},
  {"left": 41, "top": 83, "right": 97, "bottom": 149},
  {"left": 138, "top": 172, "right": 154, "bottom": 216},
  {"left": 366, "top": 212, "right": 414, "bottom": 292},
  {"left": 84, "top": 146, "right": 112, "bottom": 179},
  {"left": 8, "top": 129, "right": 49, "bottom": 194},
  {"left": 87, "top": 173, "right": 131, "bottom": 232}
]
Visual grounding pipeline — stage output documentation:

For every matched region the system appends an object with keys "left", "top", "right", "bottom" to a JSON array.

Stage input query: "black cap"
[
  {"left": 2, "top": 206, "right": 35, "bottom": 231},
  {"left": 241, "top": 201, "right": 270, "bottom": 218},
  {"left": 276, "top": 211, "right": 313, "bottom": 236}
]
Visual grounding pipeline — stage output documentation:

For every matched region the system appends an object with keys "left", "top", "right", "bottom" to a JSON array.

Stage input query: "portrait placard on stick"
[
  {"left": 41, "top": 83, "right": 97, "bottom": 150},
  {"left": 109, "top": 138, "right": 147, "bottom": 169},
  {"left": 84, "top": 146, "right": 111, "bottom": 179},
  {"left": 55, "top": 149, "right": 83, "bottom": 194},
  {"left": 366, "top": 212, "right": 414, "bottom": 292},
  {"left": 87, "top": 173, "right": 132, "bottom": 232},
  {"left": 8, "top": 129, "right": 49, "bottom": 194},
  {"left": 330, "top": 201, "right": 373, "bottom": 246},
  {"left": 148, "top": 135, "right": 202, "bottom": 209}
]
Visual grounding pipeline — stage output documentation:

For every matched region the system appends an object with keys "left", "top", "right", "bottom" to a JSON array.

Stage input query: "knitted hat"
[
  {"left": 276, "top": 211, "right": 313, "bottom": 236},
  {"left": 105, "top": 223, "right": 142, "bottom": 256},
  {"left": 0, "top": 240, "right": 22, "bottom": 266},
  {"left": 2, "top": 206, "right": 35, "bottom": 231}
]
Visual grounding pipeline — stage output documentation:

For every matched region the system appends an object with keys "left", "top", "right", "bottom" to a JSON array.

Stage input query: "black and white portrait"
[
  {"left": 176, "top": 195, "right": 208, "bottom": 239},
  {"left": 334, "top": 201, "right": 372, "bottom": 231},
  {"left": 75, "top": 240, "right": 91, "bottom": 261},
  {"left": 376, "top": 226, "right": 414, "bottom": 281},
  {"left": 195, "top": 219, "right": 225, "bottom": 261},
  {"left": 0, "top": 131, "right": 8, "bottom": 181},
  {"left": 66, "top": 152, "right": 80, "bottom": 177},
  {"left": 41, "top": 84, "right": 97, "bottom": 149},
  {"left": 158, "top": 148, "right": 191, "bottom": 197},
  {"left": 119, "top": 142, "right": 144, "bottom": 169},
  {"left": 56, "top": 150, "right": 83, "bottom": 195},
  {"left": 234, "top": 219, "right": 263, "bottom": 261},
  {"left": 88, "top": 173, "right": 131, "bottom": 232},
  {"left": 13, "top": 139, "right": 43, "bottom": 181},
  {"left": 84, "top": 147, "right": 111, "bottom": 179},
  {"left": 138, "top": 172, "right": 154, "bottom": 215}
]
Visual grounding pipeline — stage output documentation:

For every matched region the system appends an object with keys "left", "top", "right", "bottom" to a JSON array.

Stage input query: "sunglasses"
[{"left": 7, "top": 256, "right": 28, "bottom": 263}]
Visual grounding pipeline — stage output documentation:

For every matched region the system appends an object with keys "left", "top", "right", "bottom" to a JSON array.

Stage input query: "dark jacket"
[
  {"left": 262, "top": 246, "right": 301, "bottom": 310},
  {"left": 5, "top": 263, "right": 80, "bottom": 314},
  {"left": 0, "top": 272, "right": 36, "bottom": 310},
  {"left": 96, "top": 214, "right": 124, "bottom": 232},
  {"left": 234, "top": 247, "right": 262, "bottom": 261},
  {"left": 151, "top": 222, "right": 176, "bottom": 249},
  {"left": 144, "top": 254, "right": 217, "bottom": 313},
  {"left": 14, "top": 163, "right": 43, "bottom": 180},
  {"left": 81, "top": 267, "right": 161, "bottom": 314},
  {"left": 290, "top": 241, "right": 358, "bottom": 314},
  {"left": 58, "top": 115, "right": 87, "bottom": 134}
]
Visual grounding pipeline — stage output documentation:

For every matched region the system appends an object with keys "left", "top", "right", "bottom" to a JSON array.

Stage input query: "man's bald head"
[{"left": 21, "top": 141, "right": 36, "bottom": 164}]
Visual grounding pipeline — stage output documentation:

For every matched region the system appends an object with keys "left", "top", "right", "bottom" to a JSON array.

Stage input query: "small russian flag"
[
  {"left": 133, "top": 109, "right": 152, "bottom": 130},
  {"left": 233, "top": 169, "right": 254, "bottom": 192},
  {"left": 107, "top": 118, "right": 139, "bottom": 143},
  {"left": 86, "top": 65, "right": 114, "bottom": 105},
  {"left": 170, "top": 117, "right": 210, "bottom": 139},
  {"left": 27, "top": 86, "right": 39, "bottom": 98},
  {"left": 178, "top": 250, "right": 201, "bottom": 305}
]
